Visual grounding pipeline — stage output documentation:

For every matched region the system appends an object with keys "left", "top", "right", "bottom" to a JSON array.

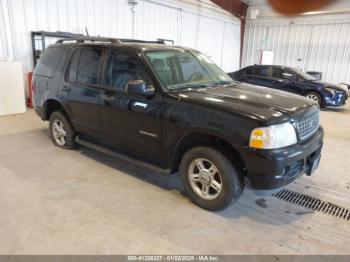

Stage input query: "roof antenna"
[{"left": 85, "top": 27, "right": 89, "bottom": 37}]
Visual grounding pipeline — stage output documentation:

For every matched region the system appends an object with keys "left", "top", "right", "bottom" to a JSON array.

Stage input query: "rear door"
[
  {"left": 246, "top": 66, "right": 274, "bottom": 87},
  {"left": 61, "top": 46, "right": 105, "bottom": 137},
  {"left": 233, "top": 67, "right": 253, "bottom": 82},
  {"left": 99, "top": 48, "right": 163, "bottom": 162}
]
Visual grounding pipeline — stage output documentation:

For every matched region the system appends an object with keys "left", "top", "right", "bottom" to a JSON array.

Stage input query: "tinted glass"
[
  {"left": 254, "top": 67, "right": 268, "bottom": 77},
  {"left": 290, "top": 68, "right": 315, "bottom": 80},
  {"left": 145, "top": 50, "right": 232, "bottom": 90},
  {"left": 106, "top": 50, "right": 152, "bottom": 91},
  {"left": 273, "top": 68, "right": 295, "bottom": 79},
  {"left": 34, "top": 47, "right": 66, "bottom": 77},
  {"left": 76, "top": 47, "right": 102, "bottom": 85},
  {"left": 68, "top": 49, "right": 81, "bottom": 82},
  {"left": 272, "top": 68, "right": 280, "bottom": 78},
  {"left": 246, "top": 67, "right": 254, "bottom": 74}
]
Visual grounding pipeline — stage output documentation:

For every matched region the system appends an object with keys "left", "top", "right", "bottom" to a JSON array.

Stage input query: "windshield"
[
  {"left": 291, "top": 68, "right": 315, "bottom": 81},
  {"left": 145, "top": 49, "right": 233, "bottom": 90}
]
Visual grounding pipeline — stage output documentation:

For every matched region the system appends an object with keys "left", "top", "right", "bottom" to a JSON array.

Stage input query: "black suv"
[{"left": 33, "top": 37, "right": 324, "bottom": 211}]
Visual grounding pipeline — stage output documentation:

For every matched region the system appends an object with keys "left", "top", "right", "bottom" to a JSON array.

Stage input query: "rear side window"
[
  {"left": 246, "top": 67, "right": 254, "bottom": 74},
  {"left": 254, "top": 67, "right": 269, "bottom": 77},
  {"left": 76, "top": 47, "right": 103, "bottom": 85},
  {"left": 35, "top": 47, "right": 66, "bottom": 77},
  {"left": 68, "top": 49, "right": 81, "bottom": 82}
]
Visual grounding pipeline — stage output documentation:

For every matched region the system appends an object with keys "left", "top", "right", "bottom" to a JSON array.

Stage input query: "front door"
[
  {"left": 271, "top": 67, "right": 299, "bottom": 94},
  {"left": 99, "top": 49, "right": 163, "bottom": 163}
]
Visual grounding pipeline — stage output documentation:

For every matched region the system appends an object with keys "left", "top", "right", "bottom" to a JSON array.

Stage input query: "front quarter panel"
[{"left": 161, "top": 96, "right": 258, "bottom": 165}]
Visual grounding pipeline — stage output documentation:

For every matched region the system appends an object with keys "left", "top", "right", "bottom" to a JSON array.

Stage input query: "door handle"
[
  {"left": 130, "top": 101, "right": 149, "bottom": 113},
  {"left": 62, "top": 86, "right": 71, "bottom": 92},
  {"left": 133, "top": 102, "right": 148, "bottom": 108},
  {"left": 102, "top": 94, "right": 115, "bottom": 103}
]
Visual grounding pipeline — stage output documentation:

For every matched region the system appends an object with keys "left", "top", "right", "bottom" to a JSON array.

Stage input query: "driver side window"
[
  {"left": 106, "top": 50, "right": 152, "bottom": 91},
  {"left": 273, "top": 68, "right": 295, "bottom": 80}
]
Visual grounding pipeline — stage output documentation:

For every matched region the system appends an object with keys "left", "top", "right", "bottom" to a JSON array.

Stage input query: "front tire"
[
  {"left": 180, "top": 147, "right": 243, "bottom": 211},
  {"left": 49, "top": 111, "right": 76, "bottom": 149},
  {"left": 305, "top": 91, "right": 322, "bottom": 106}
]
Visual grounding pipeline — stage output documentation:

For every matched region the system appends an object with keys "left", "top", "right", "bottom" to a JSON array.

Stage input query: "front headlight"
[
  {"left": 249, "top": 122, "right": 297, "bottom": 149},
  {"left": 325, "top": 87, "right": 335, "bottom": 96}
]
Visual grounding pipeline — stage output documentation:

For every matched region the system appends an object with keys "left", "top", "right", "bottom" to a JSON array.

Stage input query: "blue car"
[{"left": 229, "top": 65, "right": 348, "bottom": 107}]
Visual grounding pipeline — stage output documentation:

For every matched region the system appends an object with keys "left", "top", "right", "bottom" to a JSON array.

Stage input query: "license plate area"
[{"left": 306, "top": 154, "right": 321, "bottom": 176}]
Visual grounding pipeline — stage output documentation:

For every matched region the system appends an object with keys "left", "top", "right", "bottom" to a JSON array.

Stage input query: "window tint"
[
  {"left": 246, "top": 67, "right": 254, "bottom": 74},
  {"left": 34, "top": 47, "right": 66, "bottom": 77},
  {"left": 272, "top": 68, "right": 280, "bottom": 78},
  {"left": 106, "top": 50, "right": 152, "bottom": 91},
  {"left": 76, "top": 47, "right": 102, "bottom": 85},
  {"left": 273, "top": 68, "right": 295, "bottom": 80},
  {"left": 68, "top": 49, "right": 81, "bottom": 82},
  {"left": 254, "top": 67, "right": 268, "bottom": 77},
  {"left": 281, "top": 70, "right": 295, "bottom": 79}
]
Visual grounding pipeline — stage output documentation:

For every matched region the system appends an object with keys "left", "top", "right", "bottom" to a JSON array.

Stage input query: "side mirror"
[{"left": 126, "top": 80, "right": 155, "bottom": 97}]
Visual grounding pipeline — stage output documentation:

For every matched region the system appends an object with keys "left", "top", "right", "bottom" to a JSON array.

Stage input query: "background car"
[
  {"left": 338, "top": 83, "right": 350, "bottom": 95},
  {"left": 229, "top": 65, "right": 348, "bottom": 107}
]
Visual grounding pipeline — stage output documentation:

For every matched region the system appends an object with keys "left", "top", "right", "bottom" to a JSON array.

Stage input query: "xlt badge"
[{"left": 139, "top": 130, "right": 158, "bottom": 138}]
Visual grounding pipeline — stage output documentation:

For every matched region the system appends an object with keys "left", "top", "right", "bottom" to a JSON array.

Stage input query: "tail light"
[{"left": 27, "top": 72, "right": 34, "bottom": 108}]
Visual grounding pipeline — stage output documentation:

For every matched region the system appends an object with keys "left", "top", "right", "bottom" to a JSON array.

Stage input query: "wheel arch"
[
  {"left": 304, "top": 90, "right": 323, "bottom": 105},
  {"left": 43, "top": 99, "right": 69, "bottom": 121},
  {"left": 171, "top": 131, "right": 247, "bottom": 176}
]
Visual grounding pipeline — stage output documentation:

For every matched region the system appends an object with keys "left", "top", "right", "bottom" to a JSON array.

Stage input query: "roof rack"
[
  {"left": 56, "top": 37, "right": 121, "bottom": 44},
  {"left": 56, "top": 36, "right": 168, "bottom": 45},
  {"left": 119, "top": 38, "right": 165, "bottom": 44}
]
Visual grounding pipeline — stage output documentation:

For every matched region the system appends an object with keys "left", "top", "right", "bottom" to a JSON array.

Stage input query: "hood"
[
  {"left": 174, "top": 83, "right": 316, "bottom": 125},
  {"left": 305, "top": 80, "right": 348, "bottom": 93}
]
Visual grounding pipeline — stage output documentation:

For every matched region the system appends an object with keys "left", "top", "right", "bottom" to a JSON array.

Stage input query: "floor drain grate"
[{"left": 273, "top": 189, "right": 350, "bottom": 221}]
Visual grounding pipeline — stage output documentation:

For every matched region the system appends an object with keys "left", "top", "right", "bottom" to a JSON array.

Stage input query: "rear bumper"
[
  {"left": 238, "top": 127, "right": 324, "bottom": 189},
  {"left": 34, "top": 106, "right": 46, "bottom": 120}
]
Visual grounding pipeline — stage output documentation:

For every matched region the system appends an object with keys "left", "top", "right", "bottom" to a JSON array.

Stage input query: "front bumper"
[
  {"left": 238, "top": 126, "right": 324, "bottom": 189},
  {"left": 324, "top": 92, "right": 348, "bottom": 106}
]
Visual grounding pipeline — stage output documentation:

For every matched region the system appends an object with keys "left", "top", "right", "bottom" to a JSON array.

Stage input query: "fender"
[{"left": 169, "top": 127, "right": 244, "bottom": 172}]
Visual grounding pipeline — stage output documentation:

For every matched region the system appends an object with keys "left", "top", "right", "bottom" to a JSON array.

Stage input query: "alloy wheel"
[
  {"left": 52, "top": 119, "right": 67, "bottom": 146},
  {"left": 188, "top": 158, "right": 223, "bottom": 200},
  {"left": 306, "top": 93, "right": 320, "bottom": 104}
]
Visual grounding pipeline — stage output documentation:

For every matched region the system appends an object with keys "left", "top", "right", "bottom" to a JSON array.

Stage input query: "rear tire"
[
  {"left": 49, "top": 111, "right": 76, "bottom": 149},
  {"left": 180, "top": 146, "right": 243, "bottom": 211},
  {"left": 305, "top": 91, "right": 322, "bottom": 106}
]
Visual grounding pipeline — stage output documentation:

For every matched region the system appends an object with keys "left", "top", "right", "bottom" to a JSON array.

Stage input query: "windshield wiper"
[
  {"left": 169, "top": 83, "right": 211, "bottom": 91},
  {"left": 169, "top": 80, "right": 233, "bottom": 91},
  {"left": 209, "top": 80, "right": 233, "bottom": 86}
]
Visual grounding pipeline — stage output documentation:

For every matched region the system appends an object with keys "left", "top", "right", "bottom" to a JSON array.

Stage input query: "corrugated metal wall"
[
  {"left": 0, "top": 0, "right": 240, "bottom": 95},
  {"left": 242, "top": 14, "right": 350, "bottom": 83}
]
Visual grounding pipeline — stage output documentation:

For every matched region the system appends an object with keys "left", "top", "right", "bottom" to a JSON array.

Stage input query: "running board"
[{"left": 75, "top": 136, "right": 171, "bottom": 175}]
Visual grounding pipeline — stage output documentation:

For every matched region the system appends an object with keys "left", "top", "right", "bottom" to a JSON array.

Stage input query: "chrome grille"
[{"left": 295, "top": 106, "right": 320, "bottom": 140}]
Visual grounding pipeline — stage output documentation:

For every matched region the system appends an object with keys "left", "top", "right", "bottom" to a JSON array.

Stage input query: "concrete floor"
[{"left": 0, "top": 104, "right": 349, "bottom": 255}]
